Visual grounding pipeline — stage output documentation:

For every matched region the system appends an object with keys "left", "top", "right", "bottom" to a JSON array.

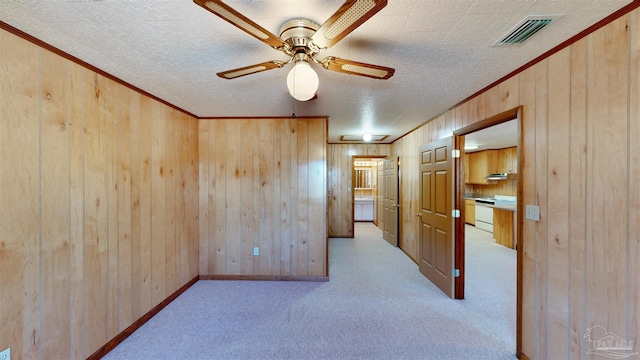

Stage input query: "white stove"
[
  {"left": 474, "top": 195, "right": 517, "bottom": 233},
  {"left": 475, "top": 195, "right": 517, "bottom": 205}
]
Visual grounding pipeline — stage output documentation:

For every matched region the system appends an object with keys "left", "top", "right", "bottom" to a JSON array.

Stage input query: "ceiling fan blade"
[
  {"left": 193, "top": 0, "right": 285, "bottom": 49},
  {"left": 217, "top": 61, "right": 285, "bottom": 79},
  {"left": 321, "top": 57, "right": 394, "bottom": 80},
  {"left": 310, "top": 0, "right": 387, "bottom": 50}
]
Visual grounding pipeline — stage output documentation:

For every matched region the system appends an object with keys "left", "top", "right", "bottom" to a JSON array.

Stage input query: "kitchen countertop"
[
  {"left": 487, "top": 204, "right": 517, "bottom": 212},
  {"left": 464, "top": 194, "right": 517, "bottom": 212}
]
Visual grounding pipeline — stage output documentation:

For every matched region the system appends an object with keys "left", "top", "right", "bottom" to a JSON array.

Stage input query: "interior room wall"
[
  {"left": 391, "top": 10, "right": 639, "bottom": 358},
  {"left": 197, "top": 118, "right": 327, "bottom": 278},
  {"left": 0, "top": 29, "right": 199, "bottom": 359},
  {"left": 327, "top": 144, "right": 390, "bottom": 238}
]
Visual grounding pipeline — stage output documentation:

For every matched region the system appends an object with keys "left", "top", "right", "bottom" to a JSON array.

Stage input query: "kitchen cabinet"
[
  {"left": 468, "top": 150, "right": 500, "bottom": 184},
  {"left": 494, "top": 208, "right": 516, "bottom": 249},
  {"left": 465, "top": 199, "right": 475, "bottom": 225}
]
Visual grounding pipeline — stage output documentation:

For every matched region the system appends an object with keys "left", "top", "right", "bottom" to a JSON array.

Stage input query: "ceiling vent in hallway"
[{"left": 493, "top": 14, "right": 564, "bottom": 46}]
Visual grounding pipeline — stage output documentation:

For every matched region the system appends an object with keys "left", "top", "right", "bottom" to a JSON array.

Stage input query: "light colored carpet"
[{"left": 104, "top": 223, "right": 516, "bottom": 360}]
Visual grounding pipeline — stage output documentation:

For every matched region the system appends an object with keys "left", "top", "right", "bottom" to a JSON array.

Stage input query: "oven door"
[{"left": 475, "top": 204, "right": 493, "bottom": 233}]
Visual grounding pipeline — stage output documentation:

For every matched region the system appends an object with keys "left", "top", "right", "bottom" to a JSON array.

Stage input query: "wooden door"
[
  {"left": 375, "top": 160, "right": 384, "bottom": 226},
  {"left": 382, "top": 157, "right": 398, "bottom": 247},
  {"left": 418, "top": 137, "right": 455, "bottom": 298}
]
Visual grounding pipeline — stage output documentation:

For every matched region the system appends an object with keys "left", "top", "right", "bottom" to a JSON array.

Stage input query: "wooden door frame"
[{"left": 453, "top": 106, "right": 523, "bottom": 357}]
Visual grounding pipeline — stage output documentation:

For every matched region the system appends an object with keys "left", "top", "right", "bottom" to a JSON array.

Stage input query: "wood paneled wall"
[
  {"left": 327, "top": 144, "right": 390, "bottom": 237},
  {"left": 391, "top": 10, "right": 640, "bottom": 358},
  {"left": 198, "top": 118, "right": 327, "bottom": 278},
  {"left": 0, "top": 29, "right": 199, "bottom": 359}
]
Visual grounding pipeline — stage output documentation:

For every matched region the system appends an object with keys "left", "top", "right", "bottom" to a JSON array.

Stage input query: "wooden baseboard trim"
[
  {"left": 86, "top": 275, "right": 200, "bottom": 360},
  {"left": 401, "top": 248, "right": 418, "bottom": 264},
  {"left": 519, "top": 352, "right": 531, "bottom": 360},
  {"left": 328, "top": 235, "right": 355, "bottom": 238},
  {"left": 200, "top": 275, "right": 329, "bottom": 282}
]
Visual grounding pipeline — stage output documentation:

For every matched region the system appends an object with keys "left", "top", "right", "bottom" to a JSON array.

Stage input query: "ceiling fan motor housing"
[{"left": 279, "top": 19, "right": 321, "bottom": 56}]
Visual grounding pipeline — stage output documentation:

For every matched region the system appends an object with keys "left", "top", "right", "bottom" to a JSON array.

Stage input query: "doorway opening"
[
  {"left": 454, "top": 106, "right": 523, "bottom": 356},
  {"left": 351, "top": 155, "right": 398, "bottom": 247}
]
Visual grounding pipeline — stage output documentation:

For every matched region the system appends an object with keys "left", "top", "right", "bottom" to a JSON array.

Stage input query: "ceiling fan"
[{"left": 193, "top": 0, "right": 396, "bottom": 101}]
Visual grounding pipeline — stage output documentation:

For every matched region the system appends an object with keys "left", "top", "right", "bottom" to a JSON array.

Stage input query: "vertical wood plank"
[
  {"left": 188, "top": 117, "right": 199, "bottom": 279},
  {"left": 40, "top": 49, "right": 71, "bottom": 359},
  {"left": 214, "top": 120, "right": 227, "bottom": 274},
  {"left": 198, "top": 120, "right": 209, "bottom": 275},
  {"left": 568, "top": 37, "right": 588, "bottom": 358},
  {"left": 83, "top": 71, "right": 109, "bottom": 354},
  {"left": 444, "top": 111, "right": 453, "bottom": 138},
  {"left": 164, "top": 110, "right": 178, "bottom": 293},
  {"left": 259, "top": 120, "right": 275, "bottom": 275},
  {"left": 628, "top": 8, "right": 640, "bottom": 351},
  {"left": 280, "top": 120, "right": 292, "bottom": 275},
  {"left": 105, "top": 79, "right": 119, "bottom": 339},
  {"left": 226, "top": 121, "right": 242, "bottom": 274},
  {"left": 296, "top": 120, "right": 309, "bottom": 276},
  {"left": 138, "top": 95, "right": 152, "bottom": 313},
  {"left": 150, "top": 101, "right": 166, "bottom": 306},
  {"left": 327, "top": 145, "right": 335, "bottom": 236},
  {"left": 500, "top": 74, "right": 520, "bottom": 112},
  {"left": 482, "top": 86, "right": 500, "bottom": 118},
  {"left": 585, "top": 16, "right": 629, "bottom": 335},
  {"left": 241, "top": 119, "right": 255, "bottom": 275},
  {"left": 129, "top": 90, "right": 142, "bottom": 320},
  {"left": 533, "top": 59, "right": 549, "bottom": 358},
  {"left": 546, "top": 47, "right": 571, "bottom": 359},
  {"left": 178, "top": 113, "right": 190, "bottom": 282},
  {"left": 308, "top": 118, "right": 327, "bottom": 276},
  {"left": 335, "top": 145, "right": 345, "bottom": 236},
  {"left": 272, "top": 119, "right": 282, "bottom": 276},
  {"left": 116, "top": 84, "right": 133, "bottom": 331},
  {"left": 290, "top": 119, "right": 299, "bottom": 274},
  {"left": 68, "top": 61, "right": 86, "bottom": 359},
  {"left": 206, "top": 120, "right": 217, "bottom": 275}
]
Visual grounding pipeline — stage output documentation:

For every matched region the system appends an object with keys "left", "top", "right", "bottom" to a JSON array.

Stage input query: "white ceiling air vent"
[{"left": 493, "top": 14, "right": 564, "bottom": 47}]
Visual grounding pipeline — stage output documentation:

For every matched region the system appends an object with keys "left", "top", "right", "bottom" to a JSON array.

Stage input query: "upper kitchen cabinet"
[
  {"left": 496, "top": 147, "right": 518, "bottom": 174},
  {"left": 468, "top": 150, "right": 500, "bottom": 184}
]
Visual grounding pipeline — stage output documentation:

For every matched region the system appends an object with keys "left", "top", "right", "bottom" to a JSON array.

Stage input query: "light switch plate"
[
  {"left": 253, "top": 247, "right": 259, "bottom": 256},
  {"left": 0, "top": 348, "right": 10, "bottom": 360},
  {"left": 525, "top": 205, "right": 540, "bottom": 221}
]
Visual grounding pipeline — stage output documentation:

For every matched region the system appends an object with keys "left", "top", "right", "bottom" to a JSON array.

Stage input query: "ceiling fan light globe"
[{"left": 287, "top": 61, "right": 319, "bottom": 101}]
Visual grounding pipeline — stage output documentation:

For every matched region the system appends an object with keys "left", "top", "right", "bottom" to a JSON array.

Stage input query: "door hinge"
[
  {"left": 453, "top": 269, "right": 460, "bottom": 277},
  {"left": 452, "top": 209, "right": 460, "bottom": 218},
  {"left": 452, "top": 149, "right": 460, "bottom": 158}
]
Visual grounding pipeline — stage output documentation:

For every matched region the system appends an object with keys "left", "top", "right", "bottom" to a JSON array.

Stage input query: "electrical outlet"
[
  {"left": 253, "top": 247, "right": 259, "bottom": 256},
  {"left": 0, "top": 348, "right": 10, "bottom": 360},
  {"left": 525, "top": 205, "right": 540, "bottom": 221}
]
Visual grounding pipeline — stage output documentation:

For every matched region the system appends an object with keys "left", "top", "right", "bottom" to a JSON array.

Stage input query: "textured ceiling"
[{"left": 0, "top": 0, "right": 632, "bottom": 143}]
